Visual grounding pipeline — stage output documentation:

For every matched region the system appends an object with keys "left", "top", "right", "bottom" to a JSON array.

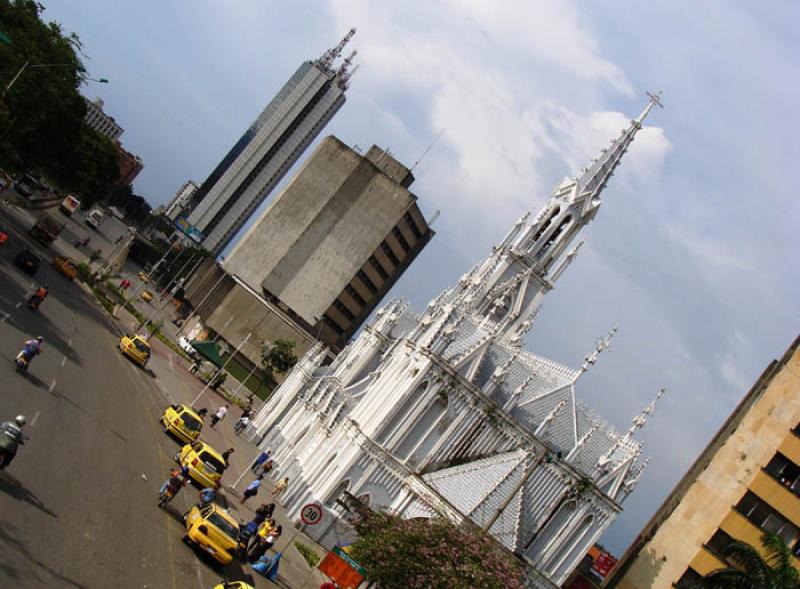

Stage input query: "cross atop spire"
[
  {"left": 317, "top": 27, "right": 357, "bottom": 70},
  {"left": 635, "top": 91, "right": 664, "bottom": 126}
]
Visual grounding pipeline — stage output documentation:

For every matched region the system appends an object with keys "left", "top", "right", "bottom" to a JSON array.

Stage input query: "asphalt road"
[{"left": 0, "top": 207, "right": 260, "bottom": 587}]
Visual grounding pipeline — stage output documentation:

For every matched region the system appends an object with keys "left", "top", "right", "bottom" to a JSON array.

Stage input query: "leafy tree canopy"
[
  {"left": 261, "top": 339, "right": 298, "bottom": 380},
  {"left": 0, "top": 0, "right": 119, "bottom": 205},
  {"left": 349, "top": 511, "right": 525, "bottom": 589},
  {"left": 700, "top": 532, "right": 800, "bottom": 589}
]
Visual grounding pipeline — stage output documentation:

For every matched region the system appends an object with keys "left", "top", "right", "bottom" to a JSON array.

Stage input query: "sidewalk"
[{"left": 115, "top": 304, "right": 329, "bottom": 589}]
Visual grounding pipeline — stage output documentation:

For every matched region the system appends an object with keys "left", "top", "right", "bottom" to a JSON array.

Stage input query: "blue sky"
[{"left": 39, "top": 0, "right": 800, "bottom": 554}]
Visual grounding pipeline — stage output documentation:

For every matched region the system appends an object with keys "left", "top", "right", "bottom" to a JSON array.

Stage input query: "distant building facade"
[
  {"left": 225, "top": 136, "right": 434, "bottom": 350},
  {"left": 165, "top": 180, "right": 199, "bottom": 221},
  {"left": 113, "top": 142, "right": 144, "bottom": 187},
  {"left": 84, "top": 97, "right": 123, "bottom": 140},
  {"left": 605, "top": 336, "right": 800, "bottom": 589},
  {"left": 187, "top": 30, "right": 358, "bottom": 256}
]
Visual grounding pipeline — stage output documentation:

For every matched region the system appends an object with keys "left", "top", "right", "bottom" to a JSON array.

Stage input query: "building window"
[
  {"left": 322, "top": 314, "right": 345, "bottom": 337},
  {"left": 675, "top": 567, "right": 704, "bottom": 588},
  {"left": 705, "top": 529, "right": 735, "bottom": 558},
  {"left": 380, "top": 241, "right": 400, "bottom": 267},
  {"left": 392, "top": 226, "right": 412, "bottom": 253},
  {"left": 345, "top": 284, "right": 367, "bottom": 307},
  {"left": 765, "top": 452, "right": 800, "bottom": 496},
  {"left": 736, "top": 491, "right": 800, "bottom": 546},
  {"left": 404, "top": 212, "right": 423, "bottom": 239},
  {"left": 356, "top": 270, "right": 378, "bottom": 295},
  {"left": 332, "top": 299, "right": 355, "bottom": 322},
  {"left": 368, "top": 255, "right": 389, "bottom": 280}
]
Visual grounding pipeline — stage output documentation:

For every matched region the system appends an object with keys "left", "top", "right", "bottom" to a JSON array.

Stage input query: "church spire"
[{"left": 453, "top": 92, "right": 664, "bottom": 342}]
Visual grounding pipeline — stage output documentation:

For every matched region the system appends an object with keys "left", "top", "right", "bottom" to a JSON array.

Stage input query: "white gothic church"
[{"left": 249, "top": 93, "right": 665, "bottom": 587}]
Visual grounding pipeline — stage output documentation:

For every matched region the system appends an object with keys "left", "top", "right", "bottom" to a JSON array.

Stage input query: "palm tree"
[{"left": 700, "top": 532, "right": 800, "bottom": 589}]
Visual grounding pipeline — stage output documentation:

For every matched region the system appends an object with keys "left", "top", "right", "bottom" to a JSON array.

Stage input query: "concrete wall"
[{"left": 607, "top": 336, "right": 800, "bottom": 589}]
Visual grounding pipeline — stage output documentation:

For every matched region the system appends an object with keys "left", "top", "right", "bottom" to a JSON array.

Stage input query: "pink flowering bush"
[{"left": 350, "top": 512, "right": 525, "bottom": 589}]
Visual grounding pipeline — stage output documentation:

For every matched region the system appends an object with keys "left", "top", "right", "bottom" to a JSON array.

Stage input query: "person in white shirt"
[{"left": 210, "top": 405, "right": 228, "bottom": 427}]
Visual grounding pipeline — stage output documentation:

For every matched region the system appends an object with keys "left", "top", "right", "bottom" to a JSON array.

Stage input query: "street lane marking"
[
  {"left": 61, "top": 356, "right": 66, "bottom": 367},
  {"left": 68, "top": 337, "right": 72, "bottom": 346},
  {"left": 30, "top": 411, "right": 40, "bottom": 427},
  {"left": 48, "top": 380, "right": 56, "bottom": 392},
  {"left": 1, "top": 312, "right": 8, "bottom": 323},
  {"left": 14, "top": 301, "right": 21, "bottom": 308}
]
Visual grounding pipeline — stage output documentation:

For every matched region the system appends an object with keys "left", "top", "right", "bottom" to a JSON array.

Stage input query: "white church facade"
[{"left": 249, "top": 93, "right": 665, "bottom": 587}]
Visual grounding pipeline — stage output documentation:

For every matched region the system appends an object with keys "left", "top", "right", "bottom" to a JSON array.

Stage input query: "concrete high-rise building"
[
  {"left": 606, "top": 336, "right": 800, "bottom": 589},
  {"left": 187, "top": 29, "right": 358, "bottom": 256},
  {"left": 84, "top": 97, "right": 123, "bottom": 140},
  {"left": 225, "top": 135, "right": 435, "bottom": 349},
  {"left": 165, "top": 180, "right": 199, "bottom": 221}
]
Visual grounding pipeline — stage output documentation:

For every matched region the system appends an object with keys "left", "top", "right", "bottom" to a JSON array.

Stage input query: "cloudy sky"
[{"left": 41, "top": 0, "right": 799, "bottom": 553}]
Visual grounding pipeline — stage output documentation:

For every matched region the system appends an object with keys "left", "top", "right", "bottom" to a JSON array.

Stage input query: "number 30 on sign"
[{"left": 301, "top": 503, "right": 323, "bottom": 525}]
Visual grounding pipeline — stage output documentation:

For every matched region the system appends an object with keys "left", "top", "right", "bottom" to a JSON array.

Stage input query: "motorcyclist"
[
  {"left": 18, "top": 336, "right": 43, "bottom": 365},
  {"left": 160, "top": 466, "right": 190, "bottom": 498},
  {"left": 28, "top": 285, "right": 48, "bottom": 308},
  {"left": 0, "top": 416, "right": 27, "bottom": 468}
]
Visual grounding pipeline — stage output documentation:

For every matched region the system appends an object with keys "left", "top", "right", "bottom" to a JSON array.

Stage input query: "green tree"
[
  {"left": 0, "top": 0, "right": 119, "bottom": 204},
  {"left": 260, "top": 339, "right": 298, "bottom": 382},
  {"left": 700, "top": 532, "right": 800, "bottom": 589},
  {"left": 350, "top": 511, "right": 525, "bottom": 589}
]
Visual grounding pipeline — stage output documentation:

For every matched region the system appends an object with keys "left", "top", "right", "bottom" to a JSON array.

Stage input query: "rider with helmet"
[
  {"left": 160, "top": 465, "right": 190, "bottom": 498},
  {"left": 16, "top": 336, "right": 43, "bottom": 370},
  {"left": 0, "top": 416, "right": 27, "bottom": 468},
  {"left": 28, "top": 285, "right": 48, "bottom": 309}
]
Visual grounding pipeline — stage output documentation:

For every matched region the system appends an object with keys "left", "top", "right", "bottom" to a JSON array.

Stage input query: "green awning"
[{"left": 190, "top": 340, "right": 224, "bottom": 367}]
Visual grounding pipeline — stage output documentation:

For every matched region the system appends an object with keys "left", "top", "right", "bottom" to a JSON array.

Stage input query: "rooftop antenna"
[{"left": 411, "top": 128, "right": 446, "bottom": 172}]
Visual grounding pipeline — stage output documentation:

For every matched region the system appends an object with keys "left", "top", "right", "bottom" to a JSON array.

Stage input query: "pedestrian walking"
[
  {"left": 261, "top": 524, "right": 282, "bottom": 552},
  {"left": 251, "top": 450, "right": 272, "bottom": 473},
  {"left": 210, "top": 405, "right": 228, "bottom": 427},
  {"left": 222, "top": 447, "right": 235, "bottom": 464},
  {"left": 198, "top": 487, "right": 216, "bottom": 507},
  {"left": 270, "top": 477, "right": 289, "bottom": 500},
  {"left": 233, "top": 415, "right": 250, "bottom": 435},
  {"left": 241, "top": 474, "right": 264, "bottom": 504}
]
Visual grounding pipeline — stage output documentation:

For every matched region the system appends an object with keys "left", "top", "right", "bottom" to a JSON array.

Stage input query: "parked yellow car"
[
  {"left": 141, "top": 290, "right": 154, "bottom": 302},
  {"left": 183, "top": 503, "right": 239, "bottom": 565},
  {"left": 175, "top": 441, "right": 226, "bottom": 489},
  {"left": 52, "top": 256, "right": 78, "bottom": 280},
  {"left": 160, "top": 404, "right": 203, "bottom": 444},
  {"left": 214, "top": 583, "right": 254, "bottom": 589},
  {"left": 119, "top": 334, "right": 151, "bottom": 367}
]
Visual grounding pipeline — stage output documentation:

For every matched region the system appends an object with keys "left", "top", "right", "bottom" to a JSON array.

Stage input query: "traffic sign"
[{"left": 300, "top": 503, "right": 323, "bottom": 525}]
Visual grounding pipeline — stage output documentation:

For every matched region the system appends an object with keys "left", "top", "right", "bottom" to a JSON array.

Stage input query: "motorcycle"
[
  {"left": 158, "top": 483, "right": 179, "bottom": 507},
  {"left": 236, "top": 522, "right": 257, "bottom": 562},
  {"left": 0, "top": 436, "right": 20, "bottom": 470},
  {"left": 28, "top": 295, "right": 42, "bottom": 310},
  {"left": 0, "top": 230, "right": 8, "bottom": 246},
  {"left": 14, "top": 351, "right": 30, "bottom": 372}
]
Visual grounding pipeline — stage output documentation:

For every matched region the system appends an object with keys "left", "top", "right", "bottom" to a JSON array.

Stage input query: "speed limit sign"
[{"left": 301, "top": 503, "right": 323, "bottom": 525}]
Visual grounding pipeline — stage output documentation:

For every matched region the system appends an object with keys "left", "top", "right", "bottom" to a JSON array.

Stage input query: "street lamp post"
[{"left": 1, "top": 61, "right": 108, "bottom": 102}]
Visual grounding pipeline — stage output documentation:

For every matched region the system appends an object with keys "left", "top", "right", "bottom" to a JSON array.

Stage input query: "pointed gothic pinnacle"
[
  {"left": 627, "top": 387, "right": 666, "bottom": 437},
  {"left": 576, "top": 326, "right": 618, "bottom": 380}
]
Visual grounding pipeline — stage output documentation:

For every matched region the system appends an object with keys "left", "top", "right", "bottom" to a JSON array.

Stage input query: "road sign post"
[{"left": 301, "top": 503, "right": 323, "bottom": 526}]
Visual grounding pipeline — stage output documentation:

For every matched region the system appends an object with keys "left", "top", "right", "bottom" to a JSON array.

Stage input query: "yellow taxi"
[
  {"left": 175, "top": 441, "right": 226, "bottom": 489},
  {"left": 119, "top": 334, "right": 151, "bottom": 367},
  {"left": 183, "top": 503, "right": 239, "bottom": 565},
  {"left": 141, "top": 290, "right": 154, "bottom": 302},
  {"left": 213, "top": 582, "right": 254, "bottom": 589},
  {"left": 137, "top": 270, "right": 150, "bottom": 283},
  {"left": 52, "top": 256, "right": 78, "bottom": 280},
  {"left": 160, "top": 404, "right": 203, "bottom": 444}
]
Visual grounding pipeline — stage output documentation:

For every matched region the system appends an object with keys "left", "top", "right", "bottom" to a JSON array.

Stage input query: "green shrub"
[{"left": 294, "top": 541, "right": 321, "bottom": 568}]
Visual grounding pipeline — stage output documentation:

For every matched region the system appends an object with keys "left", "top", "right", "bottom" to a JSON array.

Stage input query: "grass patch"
[{"left": 294, "top": 541, "right": 321, "bottom": 568}]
